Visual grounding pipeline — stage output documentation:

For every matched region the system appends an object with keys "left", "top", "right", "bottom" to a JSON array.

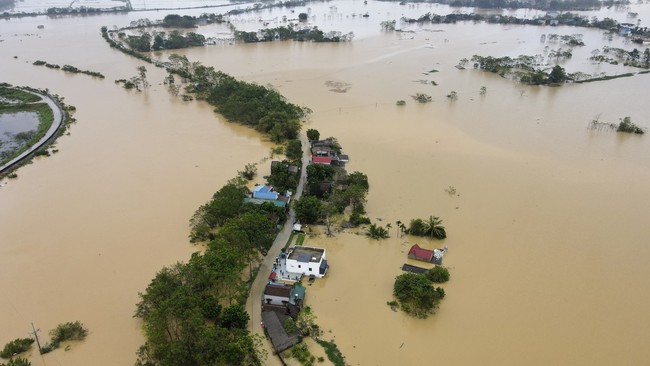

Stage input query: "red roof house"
[
  {"left": 312, "top": 155, "right": 332, "bottom": 165},
  {"left": 408, "top": 244, "right": 434, "bottom": 262}
]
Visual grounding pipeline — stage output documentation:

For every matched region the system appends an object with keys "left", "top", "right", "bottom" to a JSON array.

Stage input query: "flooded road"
[{"left": 1, "top": 1, "right": 650, "bottom": 365}]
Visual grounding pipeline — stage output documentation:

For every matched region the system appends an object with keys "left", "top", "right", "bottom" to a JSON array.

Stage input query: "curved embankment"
[{"left": 0, "top": 91, "right": 64, "bottom": 175}]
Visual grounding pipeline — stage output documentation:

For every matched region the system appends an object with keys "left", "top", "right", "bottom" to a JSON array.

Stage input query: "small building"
[
  {"left": 286, "top": 246, "right": 328, "bottom": 278},
  {"left": 252, "top": 185, "right": 280, "bottom": 200},
  {"left": 263, "top": 282, "right": 305, "bottom": 319},
  {"left": 312, "top": 155, "right": 333, "bottom": 165},
  {"left": 407, "top": 244, "right": 444, "bottom": 265}
]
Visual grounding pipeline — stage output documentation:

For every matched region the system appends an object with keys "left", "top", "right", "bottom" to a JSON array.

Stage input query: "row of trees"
[
  {"left": 234, "top": 26, "right": 354, "bottom": 43},
  {"left": 399, "top": 11, "right": 650, "bottom": 37},
  {"left": 137, "top": 174, "right": 290, "bottom": 364},
  {"left": 124, "top": 31, "right": 206, "bottom": 52},
  {"left": 470, "top": 55, "right": 571, "bottom": 85}
]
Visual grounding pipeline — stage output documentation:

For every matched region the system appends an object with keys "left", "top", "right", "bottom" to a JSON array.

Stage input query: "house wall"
[
  {"left": 264, "top": 294, "right": 290, "bottom": 306},
  {"left": 286, "top": 259, "right": 325, "bottom": 278},
  {"left": 253, "top": 191, "right": 279, "bottom": 200}
]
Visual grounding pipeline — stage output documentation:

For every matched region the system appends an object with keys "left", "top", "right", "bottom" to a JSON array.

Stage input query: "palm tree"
[
  {"left": 386, "top": 223, "right": 392, "bottom": 236},
  {"left": 425, "top": 216, "right": 446, "bottom": 240}
]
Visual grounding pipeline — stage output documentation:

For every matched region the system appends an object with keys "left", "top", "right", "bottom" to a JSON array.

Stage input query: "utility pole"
[{"left": 30, "top": 323, "right": 43, "bottom": 354}]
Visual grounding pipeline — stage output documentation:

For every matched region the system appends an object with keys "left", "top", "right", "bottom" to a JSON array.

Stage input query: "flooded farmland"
[{"left": 1, "top": 1, "right": 650, "bottom": 365}]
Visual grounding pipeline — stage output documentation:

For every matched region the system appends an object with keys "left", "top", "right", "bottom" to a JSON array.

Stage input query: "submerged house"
[
  {"left": 262, "top": 282, "right": 306, "bottom": 318},
  {"left": 407, "top": 244, "right": 444, "bottom": 265},
  {"left": 285, "top": 246, "right": 328, "bottom": 278}
]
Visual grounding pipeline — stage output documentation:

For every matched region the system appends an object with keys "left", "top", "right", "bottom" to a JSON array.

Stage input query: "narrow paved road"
[
  {"left": 246, "top": 132, "right": 311, "bottom": 364},
  {"left": 0, "top": 92, "right": 64, "bottom": 174}
]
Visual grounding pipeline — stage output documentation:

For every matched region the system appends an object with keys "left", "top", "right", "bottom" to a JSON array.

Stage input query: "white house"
[{"left": 285, "top": 246, "right": 328, "bottom": 278}]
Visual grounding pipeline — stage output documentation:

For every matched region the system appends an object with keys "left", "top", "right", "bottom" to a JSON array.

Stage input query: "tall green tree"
[{"left": 294, "top": 195, "right": 323, "bottom": 224}]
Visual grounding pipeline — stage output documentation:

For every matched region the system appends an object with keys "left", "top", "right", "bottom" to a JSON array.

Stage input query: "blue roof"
[{"left": 253, "top": 185, "right": 273, "bottom": 193}]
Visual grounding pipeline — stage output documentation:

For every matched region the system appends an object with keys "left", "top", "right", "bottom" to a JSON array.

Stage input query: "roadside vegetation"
[
  {"left": 40, "top": 321, "right": 88, "bottom": 354},
  {"left": 382, "top": 0, "right": 625, "bottom": 11}
]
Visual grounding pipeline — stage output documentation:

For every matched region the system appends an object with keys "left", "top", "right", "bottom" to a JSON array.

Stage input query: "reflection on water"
[{"left": 1, "top": 1, "right": 650, "bottom": 365}]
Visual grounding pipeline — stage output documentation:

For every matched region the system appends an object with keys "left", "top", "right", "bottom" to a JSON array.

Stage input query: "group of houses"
[
  {"left": 261, "top": 245, "right": 328, "bottom": 353},
  {"left": 310, "top": 139, "right": 349, "bottom": 166}
]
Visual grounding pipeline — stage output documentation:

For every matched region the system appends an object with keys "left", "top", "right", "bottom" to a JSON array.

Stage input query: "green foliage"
[
  {"left": 298, "top": 12, "right": 308, "bottom": 21},
  {"left": 412, "top": 93, "right": 432, "bottom": 103},
  {"left": 366, "top": 223, "right": 389, "bottom": 239},
  {"left": 290, "top": 343, "right": 315, "bottom": 365},
  {"left": 283, "top": 318, "right": 297, "bottom": 333},
  {"left": 189, "top": 183, "right": 247, "bottom": 242},
  {"left": 0, "top": 338, "right": 34, "bottom": 359},
  {"left": 396, "top": 100, "right": 406, "bottom": 106},
  {"left": 162, "top": 14, "right": 198, "bottom": 28},
  {"left": 0, "top": 99, "right": 55, "bottom": 169},
  {"left": 547, "top": 65, "right": 569, "bottom": 84},
  {"left": 239, "top": 163, "right": 257, "bottom": 180},
  {"left": 306, "top": 128, "right": 320, "bottom": 141},
  {"left": 0, "top": 86, "right": 40, "bottom": 103},
  {"left": 135, "top": 239, "right": 260, "bottom": 366},
  {"left": 40, "top": 321, "right": 88, "bottom": 354},
  {"left": 0, "top": 357, "right": 31, "bottom": 366},
  {"left": 295, "top": 196, "right": 323, "bottom": 224},
  {"left": 407, "top": 216, "right": 447, "bottom": 239},
  {"left": 426, "top": 266, "right": 450, "bottom": 283},
  {"left": 314, "top": 339, "right": 346, "bottom": 366},
  {"left": 447, "top": 91, "right": 458, "bottom": 100},
  {"left": 306, "top": 164, "right": 335, "bottom": 185},
  {"left": 220, "top": 304, "right": 250, "bottom": 330},
  {"left": 285, "top": 139, "right": 303, "bottom": 161},
  {"left": 617, "top": 116, "right": 645, "bottom": 134},
  {"left": 349, "top": 212, "right": 371, "bottom": 226},
  {"left": 296, "top": 306, "right": 320, "bottom": 337},
  {"left": 265, "top": 161, "right": 299, "bottom": 195},
  {"left": 346, "top": 171, "right": 369, "bottom": 191},
  {"left": 393, "top": 273, "right": 444, "bottom": 319}
]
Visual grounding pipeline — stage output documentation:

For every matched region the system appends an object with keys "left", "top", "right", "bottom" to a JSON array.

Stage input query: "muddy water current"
[{"left": 1, "top": 1, "right": 650, "bottom": 365}]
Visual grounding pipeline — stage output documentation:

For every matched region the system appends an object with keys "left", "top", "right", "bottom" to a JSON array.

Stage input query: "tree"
[
  {"left": 306, "top": 128, "right": 320, "bottom": 141},
  {"left": 547, "top": 65, "right": 568, "bottom": 84},
  {"left": 407, "top": 218, "right": 427, "bottom": 236},
  {"left": 306, "top": 164, "right": 335, "bottom": 185},
  {"left": 220, "top": 304, "right": 249, "bottom": 330},
  {"left": 393, "top": 273, "right": 444, "bottom": 318},
  {"left": 294, "top": 195, "right": 323, "bottom": 224},
  {"left": 1, "top": 339, "right": 34, "bottom": 358},
  {"left": 285, "top": 139, "right": 302, "bottom": 161},
  {"left": 366, "top": 223, "right": 389, "bottom": 239},
  {"left": 480, "top": 86, "right": 487, "bottom": 95},
  {"left": 426, "top": 266, "right": 450, "bottom": 283},
  {"left": 298, "top": 13, "right": 308, "bottom": 21},
  {"left": 347, "top": 171, "right": 369, "bottom": 190},
  {"left": 239, "top": 163, "right": 257, "bottom": 180},
  {"left": 137, "top": 66, "right": 148, "bottom": 89},
  {"left": 424, "top": 216, "right": 447, "bottom": 239}
]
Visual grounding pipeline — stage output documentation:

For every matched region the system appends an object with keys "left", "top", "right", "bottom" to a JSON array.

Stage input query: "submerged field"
[{"left": 1, "top": 1, "right": 650, "bottom": 365}]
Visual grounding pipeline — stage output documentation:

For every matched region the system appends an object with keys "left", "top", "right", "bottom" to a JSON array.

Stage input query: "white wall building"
[{"left": 285, "top": 246, "right": 328, "bottom": 278}]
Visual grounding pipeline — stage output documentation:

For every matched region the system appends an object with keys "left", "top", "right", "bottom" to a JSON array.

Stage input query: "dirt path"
[{"left": 246, "top": 132, "right": 310, "bottom": 364}]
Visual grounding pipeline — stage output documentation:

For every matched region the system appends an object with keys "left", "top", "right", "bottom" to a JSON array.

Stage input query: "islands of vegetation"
[{"left": 32, "top": 60, "right": 105, "bottom": 78}]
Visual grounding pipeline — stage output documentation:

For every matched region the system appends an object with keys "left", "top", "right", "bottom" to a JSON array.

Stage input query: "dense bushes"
[
  {"left": 407, "top": 216, "right": 447, "bottom": 239},
  {"left": 0, "top": 339, "right": 33, "bottom": 359},
  {"left": 393, "top": 273, "right": 446, "bottom": 318}
]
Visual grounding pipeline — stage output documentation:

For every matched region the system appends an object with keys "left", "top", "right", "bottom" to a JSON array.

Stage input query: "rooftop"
[
  {"left": 243, "top": 197, "right": 287, "bottom": 208},
  {"left": 288, "top": 246, "right": 325, "bottom": 263},
  {"left": 264, "top": 283, "right": 293, "bottom": 298}
]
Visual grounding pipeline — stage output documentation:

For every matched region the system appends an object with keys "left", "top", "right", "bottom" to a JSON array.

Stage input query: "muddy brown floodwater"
[{"left": 2, "top": 1, "right": 650, "bottom": 365}]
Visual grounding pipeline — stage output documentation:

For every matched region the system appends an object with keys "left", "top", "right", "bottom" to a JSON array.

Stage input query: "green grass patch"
[
  {"left": 295, "top": 233, "right": 306, "bottom": 246},
  {"left": 0, "top": 86, "right": 41, "bottom": 104},
  {"left": 314, "top": 338, "right": 345, "bottom": 366}
]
